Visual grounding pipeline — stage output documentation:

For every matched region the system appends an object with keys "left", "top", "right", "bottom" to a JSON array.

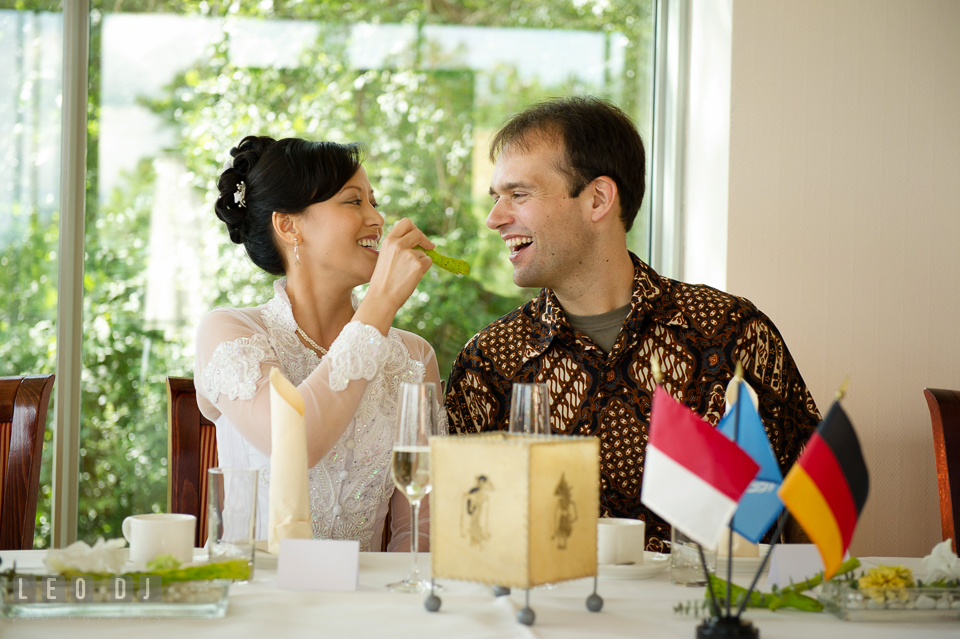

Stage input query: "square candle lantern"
[{"left": 430, "top": 433, "right": 600, "bottom": 588}]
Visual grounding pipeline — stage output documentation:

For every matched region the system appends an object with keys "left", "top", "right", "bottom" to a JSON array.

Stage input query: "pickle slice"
[{"left": 416, "top": 247, "right": 470, "bottom": 276}]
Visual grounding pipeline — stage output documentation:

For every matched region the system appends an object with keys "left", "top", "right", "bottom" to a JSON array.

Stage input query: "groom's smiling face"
[{"left": 486, "top": 135, "right": 592, "bottom": 291}]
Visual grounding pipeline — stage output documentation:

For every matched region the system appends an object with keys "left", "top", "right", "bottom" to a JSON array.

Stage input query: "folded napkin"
[{"left": 268, "top": 367, "right": 313, "bottom": 553}]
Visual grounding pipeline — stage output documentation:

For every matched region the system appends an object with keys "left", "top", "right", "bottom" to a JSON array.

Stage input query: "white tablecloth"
[{"left": 1, "top": 550, "right": 957, "bottom": 638}]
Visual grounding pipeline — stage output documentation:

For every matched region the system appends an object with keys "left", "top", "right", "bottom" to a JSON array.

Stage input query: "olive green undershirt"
[{"left": 564, "top": 302, "right": 632, "bottom": 353}]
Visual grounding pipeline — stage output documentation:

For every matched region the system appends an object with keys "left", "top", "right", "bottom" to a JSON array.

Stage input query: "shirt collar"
[{"left": 527, "top": 253, "right": 681, "bottom": 354}]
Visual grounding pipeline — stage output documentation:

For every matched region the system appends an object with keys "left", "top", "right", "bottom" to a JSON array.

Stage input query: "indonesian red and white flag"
[{"left": 641, "top": 386, "right": 760, "bottom": 549}]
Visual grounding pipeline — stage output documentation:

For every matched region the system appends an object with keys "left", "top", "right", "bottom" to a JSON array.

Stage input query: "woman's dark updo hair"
[{"left": 215, "top": 136, "right": 364, "bottom": 275}]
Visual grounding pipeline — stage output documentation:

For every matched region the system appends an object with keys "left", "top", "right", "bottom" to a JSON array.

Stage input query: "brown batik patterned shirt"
[{"left": 444, "top": 254, "right": 821, "bottom": 551}]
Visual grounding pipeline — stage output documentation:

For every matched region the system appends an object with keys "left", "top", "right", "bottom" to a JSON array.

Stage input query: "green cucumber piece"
[{"left": 416, "top": 247, "right": 470, "bottom": 276}]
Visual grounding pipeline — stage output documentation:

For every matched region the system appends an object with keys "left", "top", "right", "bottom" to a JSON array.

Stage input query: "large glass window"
[
  {"left": 7, "top": 1, "right": 656, "bottom": 544},
  {"left": 0, "top": 1, "right": 63, "bottom": 547}
]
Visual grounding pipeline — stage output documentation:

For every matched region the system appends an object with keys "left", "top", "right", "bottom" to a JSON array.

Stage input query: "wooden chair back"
[
  {"left": 0, "top": 374, "right": 55, "bottom": 550},
  {"left": 924, "top": 388, "right": 960, "bottom": 552},
  {"left": 167, "top": 377, "right": 218, "bottom": 547}
]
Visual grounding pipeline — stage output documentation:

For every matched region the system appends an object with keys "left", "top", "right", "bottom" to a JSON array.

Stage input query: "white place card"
[
  {"left": 768, "top": 544, "right": 847, "bottom": 589},
  {"left": 276, "top": 539, "right": 359, "bottom": 591}
]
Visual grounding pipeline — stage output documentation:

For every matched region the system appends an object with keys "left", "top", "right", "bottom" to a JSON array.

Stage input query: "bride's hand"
[{"left": 365, "top": 218, "right": 434, "bottom": 315}]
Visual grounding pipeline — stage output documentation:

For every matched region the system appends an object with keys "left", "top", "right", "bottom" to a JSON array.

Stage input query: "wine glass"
[
  {"left": 509, "top": 382, "right": 551, "bottom": 435},
  {"left": 387, "top": 382, "right": 440, "bottom": 593}
]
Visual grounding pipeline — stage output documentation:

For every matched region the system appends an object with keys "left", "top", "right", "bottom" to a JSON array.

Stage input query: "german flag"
[{"left": 778, "top": 401, "right": 869, "bottom": 578}]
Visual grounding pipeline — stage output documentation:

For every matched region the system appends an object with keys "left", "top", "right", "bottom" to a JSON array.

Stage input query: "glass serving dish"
[
  {"left": 0, "top": 575, "right": 230, "bottom": 619},
  {"left": 818, "top": 581, "right": 960, "bottom": 622}
]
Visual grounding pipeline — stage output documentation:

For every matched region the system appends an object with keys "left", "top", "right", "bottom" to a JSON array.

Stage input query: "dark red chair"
[
  {"left": 924, "top": 388, "right": 960, "bottom": 553},
  {"left": 0, "top": 374, "right": 55, "bottom": 550},
  {"left": 167, "top": 377, "right": 218, "bottom": 548}
]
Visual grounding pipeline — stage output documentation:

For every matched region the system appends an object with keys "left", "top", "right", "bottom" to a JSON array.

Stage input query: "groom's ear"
[{"left": 587, "top": 176, "right": 618, "bottom": 224}]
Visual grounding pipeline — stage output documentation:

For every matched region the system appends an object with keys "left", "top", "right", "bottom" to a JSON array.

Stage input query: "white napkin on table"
[{"left": 268, "top": 367, "right": 313, "bottom": 553}]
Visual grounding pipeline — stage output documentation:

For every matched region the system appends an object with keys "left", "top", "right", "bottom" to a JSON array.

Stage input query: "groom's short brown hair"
[{"left": 489, "top": 96, "right": 647, "bottom": 232}]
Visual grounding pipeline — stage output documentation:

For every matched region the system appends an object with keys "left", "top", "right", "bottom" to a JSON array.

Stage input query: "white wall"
[{"left": 725, "top": 0, "right": 960, "bottom": 557}]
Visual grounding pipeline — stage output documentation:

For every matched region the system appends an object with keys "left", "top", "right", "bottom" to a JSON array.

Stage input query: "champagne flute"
[
  {"left": 509, "top": 382, "right": 552, "bottom": 435},
  {"left": 387, "top": 382, "right": 439, "bottom": 593}
]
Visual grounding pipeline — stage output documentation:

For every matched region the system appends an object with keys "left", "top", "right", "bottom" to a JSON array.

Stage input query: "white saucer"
[
  {"left": 598, "top": 552, "right": 670, "bottom": 580},
  {"left": 716, "top": 544, "right": 771, "bottom": 573}
]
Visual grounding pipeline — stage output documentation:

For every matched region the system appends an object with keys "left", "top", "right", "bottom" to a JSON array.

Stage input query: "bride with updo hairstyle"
[{"left": 194, "top": 135, "right": 439, "bottom": 551}]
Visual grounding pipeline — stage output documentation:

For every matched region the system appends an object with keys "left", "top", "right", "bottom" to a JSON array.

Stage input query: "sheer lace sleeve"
[
  {"left": 327, "top": 321, "right": 391, "bottom": 391},
  {"left": 202, "top": 334, "right": 272, "bottom": 402},
  {"left": 194, "top": 308, "right": 391, "bottom": 466}
]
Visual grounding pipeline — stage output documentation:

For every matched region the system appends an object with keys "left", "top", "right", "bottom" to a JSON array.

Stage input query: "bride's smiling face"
[{"left": 294, "top": 166, "right": 384, "bottom": 285}]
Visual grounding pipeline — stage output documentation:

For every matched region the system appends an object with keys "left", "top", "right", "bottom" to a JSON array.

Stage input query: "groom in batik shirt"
[{"left": 444, "top": 96, "right": 820, "bottom": 551}]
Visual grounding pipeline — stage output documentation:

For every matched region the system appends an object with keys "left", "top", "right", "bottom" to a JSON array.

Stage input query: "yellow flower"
[{"left": 858, "top": 565, "right": 915, "bottom": 603}]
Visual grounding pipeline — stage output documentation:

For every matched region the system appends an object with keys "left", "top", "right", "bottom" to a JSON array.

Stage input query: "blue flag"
[{"left": 717, "top": 380, "right": 783, "bottom": 543}]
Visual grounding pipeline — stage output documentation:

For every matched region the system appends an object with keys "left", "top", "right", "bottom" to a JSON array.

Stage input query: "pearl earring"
[{"left": 294, "top": 237, "right": 301, "bottom": 266}]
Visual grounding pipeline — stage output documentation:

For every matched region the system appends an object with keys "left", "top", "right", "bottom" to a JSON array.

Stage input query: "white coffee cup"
[
  {"left": 121, "top": 513, "right": 196, "bottom": 565},
  {"left": 597, "top": 518, "right": 645, "bottom": 565}
]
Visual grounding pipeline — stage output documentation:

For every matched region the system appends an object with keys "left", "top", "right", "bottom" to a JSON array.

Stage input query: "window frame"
[{"left": 51, "top": 0, "right": 88, "bottom": 548}]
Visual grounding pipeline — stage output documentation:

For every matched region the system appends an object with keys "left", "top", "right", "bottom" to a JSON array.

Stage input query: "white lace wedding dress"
[{"left": 193, "top": 279, "right": 440, "bottom": 552}]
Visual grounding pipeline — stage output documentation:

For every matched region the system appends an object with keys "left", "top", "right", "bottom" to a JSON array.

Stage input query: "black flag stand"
[{"left": 695, "top": 513, "right": 790, "bottom": 637}]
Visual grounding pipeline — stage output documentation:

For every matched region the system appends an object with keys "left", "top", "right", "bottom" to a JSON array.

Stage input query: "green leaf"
[
  {"left": 773, "top": 589, "right": 823, "bottom": 612},
  {"left": 705, "top": 574, "right": 770, "bottom": 609}
]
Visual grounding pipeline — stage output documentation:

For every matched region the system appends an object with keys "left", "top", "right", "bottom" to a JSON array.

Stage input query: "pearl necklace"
[{"left": 296, "top": 326, "right": 328, "bottom": 356}]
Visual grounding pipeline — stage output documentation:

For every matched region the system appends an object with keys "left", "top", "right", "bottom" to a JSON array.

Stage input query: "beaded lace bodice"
[{"left": 199, "top": 280, "right": 426, "bottom": 551}]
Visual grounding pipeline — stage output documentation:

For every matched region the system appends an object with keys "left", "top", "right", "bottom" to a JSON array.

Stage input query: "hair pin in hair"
[{"left": 234, "top": 181, "right": 247, "bottom": 208}]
